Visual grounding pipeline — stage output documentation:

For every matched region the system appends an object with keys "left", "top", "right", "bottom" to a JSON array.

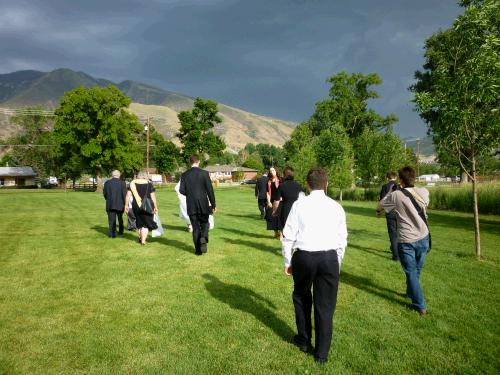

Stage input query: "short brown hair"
[
  {"left": 386, "top": 171, "right": 396, "bottom": 179},
  {"left": 307, "top": 168, "right": 328, "bottom": 190},
  {"left": 189, "top": 154, "right": 199, "bottom": 165},
  {"left": 283, "top": 166, "right": 294, "bottom": 180},
  {"left": 398, "top": 166, "right": 416, "bottom": 187}
]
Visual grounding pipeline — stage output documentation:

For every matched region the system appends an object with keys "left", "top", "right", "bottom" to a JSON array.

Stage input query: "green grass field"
[{"left": 0, "top": 187, "right": 499, "bottom": 374}]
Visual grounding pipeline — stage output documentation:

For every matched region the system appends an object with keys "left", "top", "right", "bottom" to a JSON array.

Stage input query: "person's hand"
[
  {"left": 125, "top": 207, "right": 129, "bottom": 214},
  {"left": 376, "top": 209, "right": 382, "bottom": 218},
  {"left": 284, "top": 266, "right": 293, "bottom": 276},
  {"left": 267, "top": 202, "right": 272, "bottom": 208},
  {"left": 213, "top": 207, "right": 217, "bottom": 214},
  {"left": 154, "top": 207, "right": 158, "bottom": 214}
]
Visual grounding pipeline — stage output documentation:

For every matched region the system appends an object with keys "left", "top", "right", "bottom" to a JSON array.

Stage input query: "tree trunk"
[
  {"left": 472, "top": 156, "right": 481, "bottom": 259},
  {"left": 339, "top": 189, "right": 343, "bottom": 202},
  {"left": 461, "top": 169, "right": 469, "bottom": 184},
  {"left": 96, "top": 174, "right": 104, "bottom": 193}
]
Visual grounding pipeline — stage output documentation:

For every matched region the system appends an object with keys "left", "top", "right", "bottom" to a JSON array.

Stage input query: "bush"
[{"left": 428, "top": 184, "right": 500, "bottom": 215}]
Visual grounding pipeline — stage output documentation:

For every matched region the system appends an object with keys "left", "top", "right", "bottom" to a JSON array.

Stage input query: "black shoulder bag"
[
  {"left": 140, "top": 183, "right": 155, "bottom": 215},
  {"left": 400, "top": 188, "right": 432, "bottom": 251}
]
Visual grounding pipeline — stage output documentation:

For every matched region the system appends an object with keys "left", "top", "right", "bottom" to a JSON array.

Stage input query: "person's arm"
[
  {"left": 179, "top": 175, "right": 186, "bottom": 196},
  {"left": 205, "top": 172, "right": 216, "bottom": 211},
  {"left": 103, "top": 181, "right": 108, "bottom": 199},
  {"left": 255, "top": 182, "right": 259, "bottom": 198},
  {"left": 266, "top": 181, "right": 272, "bottom": 207},
  {"left": 150, "top": 191, "right": 158, "bottom": 214},
  {"left": 336, "top": 207, "right": 348, "bottom": 266},
  {"left": 282, "top": 202, "right": 299, "bottom": 275},
  {"left": 125, "top": 191, "right": 132, "bottom": 214}
]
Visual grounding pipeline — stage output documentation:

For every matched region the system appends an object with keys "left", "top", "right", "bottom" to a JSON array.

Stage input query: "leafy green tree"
[
  {"left": 284, "top": 122, "right": 318, "bottom": 186},
  {"left": 177, "top": 98, "right": 226, "bottom": 165},
  {"left": 312, "top": 72, "right": 398, "bottom": 138},
  {"left": 53, "top": 85, "right": 144, "bottom": 187},
  {"left": 411, "top": 0, "right": 500, "bottom": 258},
  {"left": 5, "top": 109, "right": 58, "bottom": 177},
  {"left": 314, "top": 125, "right": 354, "bottom": 200},
  {"left": 354, "top": 128, "right": 410, "bottom": 185},
  {"left": 242, "top": 153, "right": 265, "bottom": 171},
  {"left": 255, "top": 144, "right": 286, "bottom": 170}
]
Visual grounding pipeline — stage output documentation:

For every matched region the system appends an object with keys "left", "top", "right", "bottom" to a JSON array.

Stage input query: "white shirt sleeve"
[
  {"left": 281, "top": 201, "right": 299, "bottom": 268},
  {"left": 336, "top": 207, "right": 348, "bottom": 265}
]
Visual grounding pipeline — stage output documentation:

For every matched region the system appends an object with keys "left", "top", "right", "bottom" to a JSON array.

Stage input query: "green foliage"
[
  {"left": 429, "top": 184, "right": 500, "bottom": 215},
  {"left": 177, "top": 98, "right": 226, "bottom": 165},
  {"left": 4, "top": 109, "right": 58, "bottom": 177},
  {"left": 53, "top": 85, "right": 144, "bottom": 178},
  {"left": 242, "top": 153, "right": 265, "bottom": 171},
  {"left": 411, "top": 0, "right": 500, "bottom": 176},
  {"left": 313, "top": 72, "right": 398, "bottom": 138},
  {"left": 354, "top": 128, "right": 411, "bottom": 185},
  {"left": 206, "top": 151, "right": 238, "bottom": 166}
]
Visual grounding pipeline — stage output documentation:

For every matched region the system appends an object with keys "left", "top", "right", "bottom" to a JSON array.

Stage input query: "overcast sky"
[{"left": 0, "top": 0, "right": 462, "bottom": 137}]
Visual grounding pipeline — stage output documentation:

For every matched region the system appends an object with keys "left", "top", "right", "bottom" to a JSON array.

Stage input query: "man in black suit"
[
  {"left": 377, "top": 171, "right": 399, "bottom": 260},
  {"left": 255, "top": 173, "right": 268, "bottom": 218},
  {"left": 180, "top": 155, "right": 217, "bottom": 255},
  {"left": 103, "top": 170, "right": 127, "bottom": 238}
]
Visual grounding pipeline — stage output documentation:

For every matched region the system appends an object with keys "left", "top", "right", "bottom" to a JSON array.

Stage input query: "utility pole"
[
  {"left": 145, "top": 117, "right": 150, "bottom": 171},
  {"left": 416, "top": 138, "right": 420, "bottom": 177}
]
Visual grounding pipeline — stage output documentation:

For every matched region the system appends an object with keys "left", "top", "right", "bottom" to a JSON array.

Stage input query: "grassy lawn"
[{"left": 0, "top": 186, "right": 499, "bottom": 374}]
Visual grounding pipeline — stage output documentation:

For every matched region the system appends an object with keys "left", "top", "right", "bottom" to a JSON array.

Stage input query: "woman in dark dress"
[
  {"left": 125, "top": 170, "right": 158, "bottom": 245},
  {"left": 278, "top": 166, "right": 303, "bottom": 231},
  {"left": 266, "top": 167, "right": 282, "bottom": 239}
]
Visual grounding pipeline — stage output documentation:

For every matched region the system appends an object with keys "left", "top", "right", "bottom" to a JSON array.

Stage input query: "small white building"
[
  {"left": 417, "top": 174, "right": 441, "bottom": 183},
  {"left": 0, "top": 167, "right": 37, "bottom": 187}
]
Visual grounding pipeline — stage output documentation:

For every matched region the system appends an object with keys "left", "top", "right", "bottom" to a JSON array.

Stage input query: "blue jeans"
[{"left": 398, "top": 235, "right": 429, "bottom": 310}]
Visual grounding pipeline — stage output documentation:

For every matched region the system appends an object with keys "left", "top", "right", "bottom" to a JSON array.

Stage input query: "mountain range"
[{"left": 0, "top": 68, "right": 295, "bottom": 151}]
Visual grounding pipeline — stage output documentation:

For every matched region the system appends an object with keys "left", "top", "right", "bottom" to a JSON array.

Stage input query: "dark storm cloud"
[{"left": 0, "top": 0, "right": 461, "bottom": 137}]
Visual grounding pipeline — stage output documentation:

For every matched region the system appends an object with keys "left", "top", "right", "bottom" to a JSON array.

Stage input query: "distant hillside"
[
  {"left": 0, "top": 68, "right": 295, "bottom": 150},
  {"left": 403, "top": 136, "right": 435, "bottom": 157}
]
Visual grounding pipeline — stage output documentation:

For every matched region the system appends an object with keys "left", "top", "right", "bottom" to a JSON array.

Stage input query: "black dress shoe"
[
  {"left": 195, "top": 251, "right": 203, "bottom": 256},
  {"left": 315, "top": 357, "right": 327, "bottom": 365},
  {"left": 293, "top": 335, "right": 312, "bottom": 353}
]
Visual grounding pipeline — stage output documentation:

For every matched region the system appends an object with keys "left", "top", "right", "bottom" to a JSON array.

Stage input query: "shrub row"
[{"left": 331, "top": 184, "right": 500, "bottom": 215}]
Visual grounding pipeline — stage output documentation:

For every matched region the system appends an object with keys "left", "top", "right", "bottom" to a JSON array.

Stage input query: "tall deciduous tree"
[
  {"left": 411, "top": 0, "right": 500, "bottom": 258},
  {"left": 313, "top": 72, "right": 398, "bottom": 138},
  {"left": 6, "top": 108, "right": 57, "bottom": 177},
  {"left": 54, "top": 85, "right": 144, "bottom": 187},
  {"left": 177, "top": 98, "right": 226, "bottom": 164}
]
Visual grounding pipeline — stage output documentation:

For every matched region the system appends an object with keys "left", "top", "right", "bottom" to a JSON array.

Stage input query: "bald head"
[{"left": 112, "top": 170, "right": 121, "bottom": 178}]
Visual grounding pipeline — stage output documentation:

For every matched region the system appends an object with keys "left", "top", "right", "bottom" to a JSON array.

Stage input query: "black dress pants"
[
  {"left": 107, "top": 209, "right": 124, "bottom": 237},
  {"left": 189, "top": 213, "right": 210, "bottom": 254},
  {"left": 258, "top": 199, "right": 267, "bottom": 217},
  {"left": 292, "top": 249, "right": 339, "bottom": 360},
  {"left": 386, "top": 212, "right": 399, "bottom": 260}
]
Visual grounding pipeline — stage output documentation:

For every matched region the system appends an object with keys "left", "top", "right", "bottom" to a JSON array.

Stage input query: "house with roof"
[
  {"left": 203, "top": 165, "right": 258, "bottom": 182},
  {"left": 0, "top": 167, "right": 37, "bottom": 187}
]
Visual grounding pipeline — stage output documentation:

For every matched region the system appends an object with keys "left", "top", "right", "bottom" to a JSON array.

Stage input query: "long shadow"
[
  {"left": 91, "top": 225, "right": 137, "bottom": 241},
  {"left": 224, "top": 213, "right": 262, "bottom": 221},
  {"left": 428, "top": 211, "right": 499, "bottom": 234},
  {"left": 164, "top": 223, "right": 190, "bottom": 233},
  {"left": 348, "top": 243, "right": 391, "bottom": 260},
  {"left": 203, "top": 274, "right": 295, "bottom": 343},
  {"left": 154, "top": 237, "right": 193, "bottom": 253},
  {"left": 343, "top": 204, "right": 378, "bottom": 219},
  {"left": 340, "top": 270, "right": 407, "bottom": 307},
  {"left": 218, "top": 226, "right": 271, "bottom": 240},
  {"left": 221, "top": 237, "right": 281, "bottom": 256}
]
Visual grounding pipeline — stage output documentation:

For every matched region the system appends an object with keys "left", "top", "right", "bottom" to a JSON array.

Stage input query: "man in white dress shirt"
[{"left": 282, "top": 168, "right": 347, "bottom": 364}]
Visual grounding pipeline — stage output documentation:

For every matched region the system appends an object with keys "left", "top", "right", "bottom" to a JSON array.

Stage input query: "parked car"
[{"left": 240, "top": 179, "right": 257, "bottom": 185}]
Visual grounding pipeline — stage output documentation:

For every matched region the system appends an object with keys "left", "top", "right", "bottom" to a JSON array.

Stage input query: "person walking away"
[
  {"left": 378, "top": 166, "right": 430, "bottom": 315},
  {"left": 126, "top": 170, "right": 158, "bottom": 245},
  {"left": 103, "top": 170, "right": 127, "bottom": 238},
  {"left": 255, "top": 172, "right": 268, "bottom": 218},
  {"left": 282, "top": 168, "right": 347, "bottom": 364},
  {"left": 180, "top": 155, "right": 217, "bottom": 256},
  {"left": 377, "top": 171, "right": 399, "bottom": 260},
  {"left": 278, "top": 166, "right": 303, "bottom": 231},
  {"left": 266, "top": 167, "right": 281, "bottom": 239}
]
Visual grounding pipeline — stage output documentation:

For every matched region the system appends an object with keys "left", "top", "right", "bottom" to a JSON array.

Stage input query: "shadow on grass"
[
  {"left": 348, "top": 243, "right": 392, "bottom": 260},
  {"left": 154, "top": 237, "right": 193, "bottom": 253},
  {"left": 223, "top": 213, "right": 262, "bottom": 221},
  {"left": 343, "top": 205, "right": 377, "bottom": 219},
  {"left": 220, "top": 237, "right": 280, "bottom": 256},
  {"left": 341, "top": 270, "right": 407, "bottom": 308},
  {"left": 218, "top": 226, "right": 271, "bottom": 239},
  {"left": 164, "top": 223, "right": 190, "bottom": 233},
  {"left": 203, "top": 274, "right": 295, "bottom": 343},
  {"left": 428, "top": 211, "right": 499, "bottom": 234}
]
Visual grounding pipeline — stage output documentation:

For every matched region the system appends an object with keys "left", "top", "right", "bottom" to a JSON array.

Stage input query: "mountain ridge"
[{"left": 0, "top": 68, "right": 295, "bottom": 150}]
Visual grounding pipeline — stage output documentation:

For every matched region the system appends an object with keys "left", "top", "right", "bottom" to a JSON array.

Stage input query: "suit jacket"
[
  {"left": 180, "top": 167, "right": 216, "bottom": 215},
  {"left": 255, "top": 175, "right": 268, "bottom": 199},
  {"left": 379, "top": 180, "right": 397, "bottom": 201},
  {"left": 103, "top": 178, "right": 127, "bottom": 211}
]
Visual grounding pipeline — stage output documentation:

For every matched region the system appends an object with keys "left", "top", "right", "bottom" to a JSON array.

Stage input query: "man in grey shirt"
[{"left": 378, "top": 166, "right": 430, "bottom": 315}]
